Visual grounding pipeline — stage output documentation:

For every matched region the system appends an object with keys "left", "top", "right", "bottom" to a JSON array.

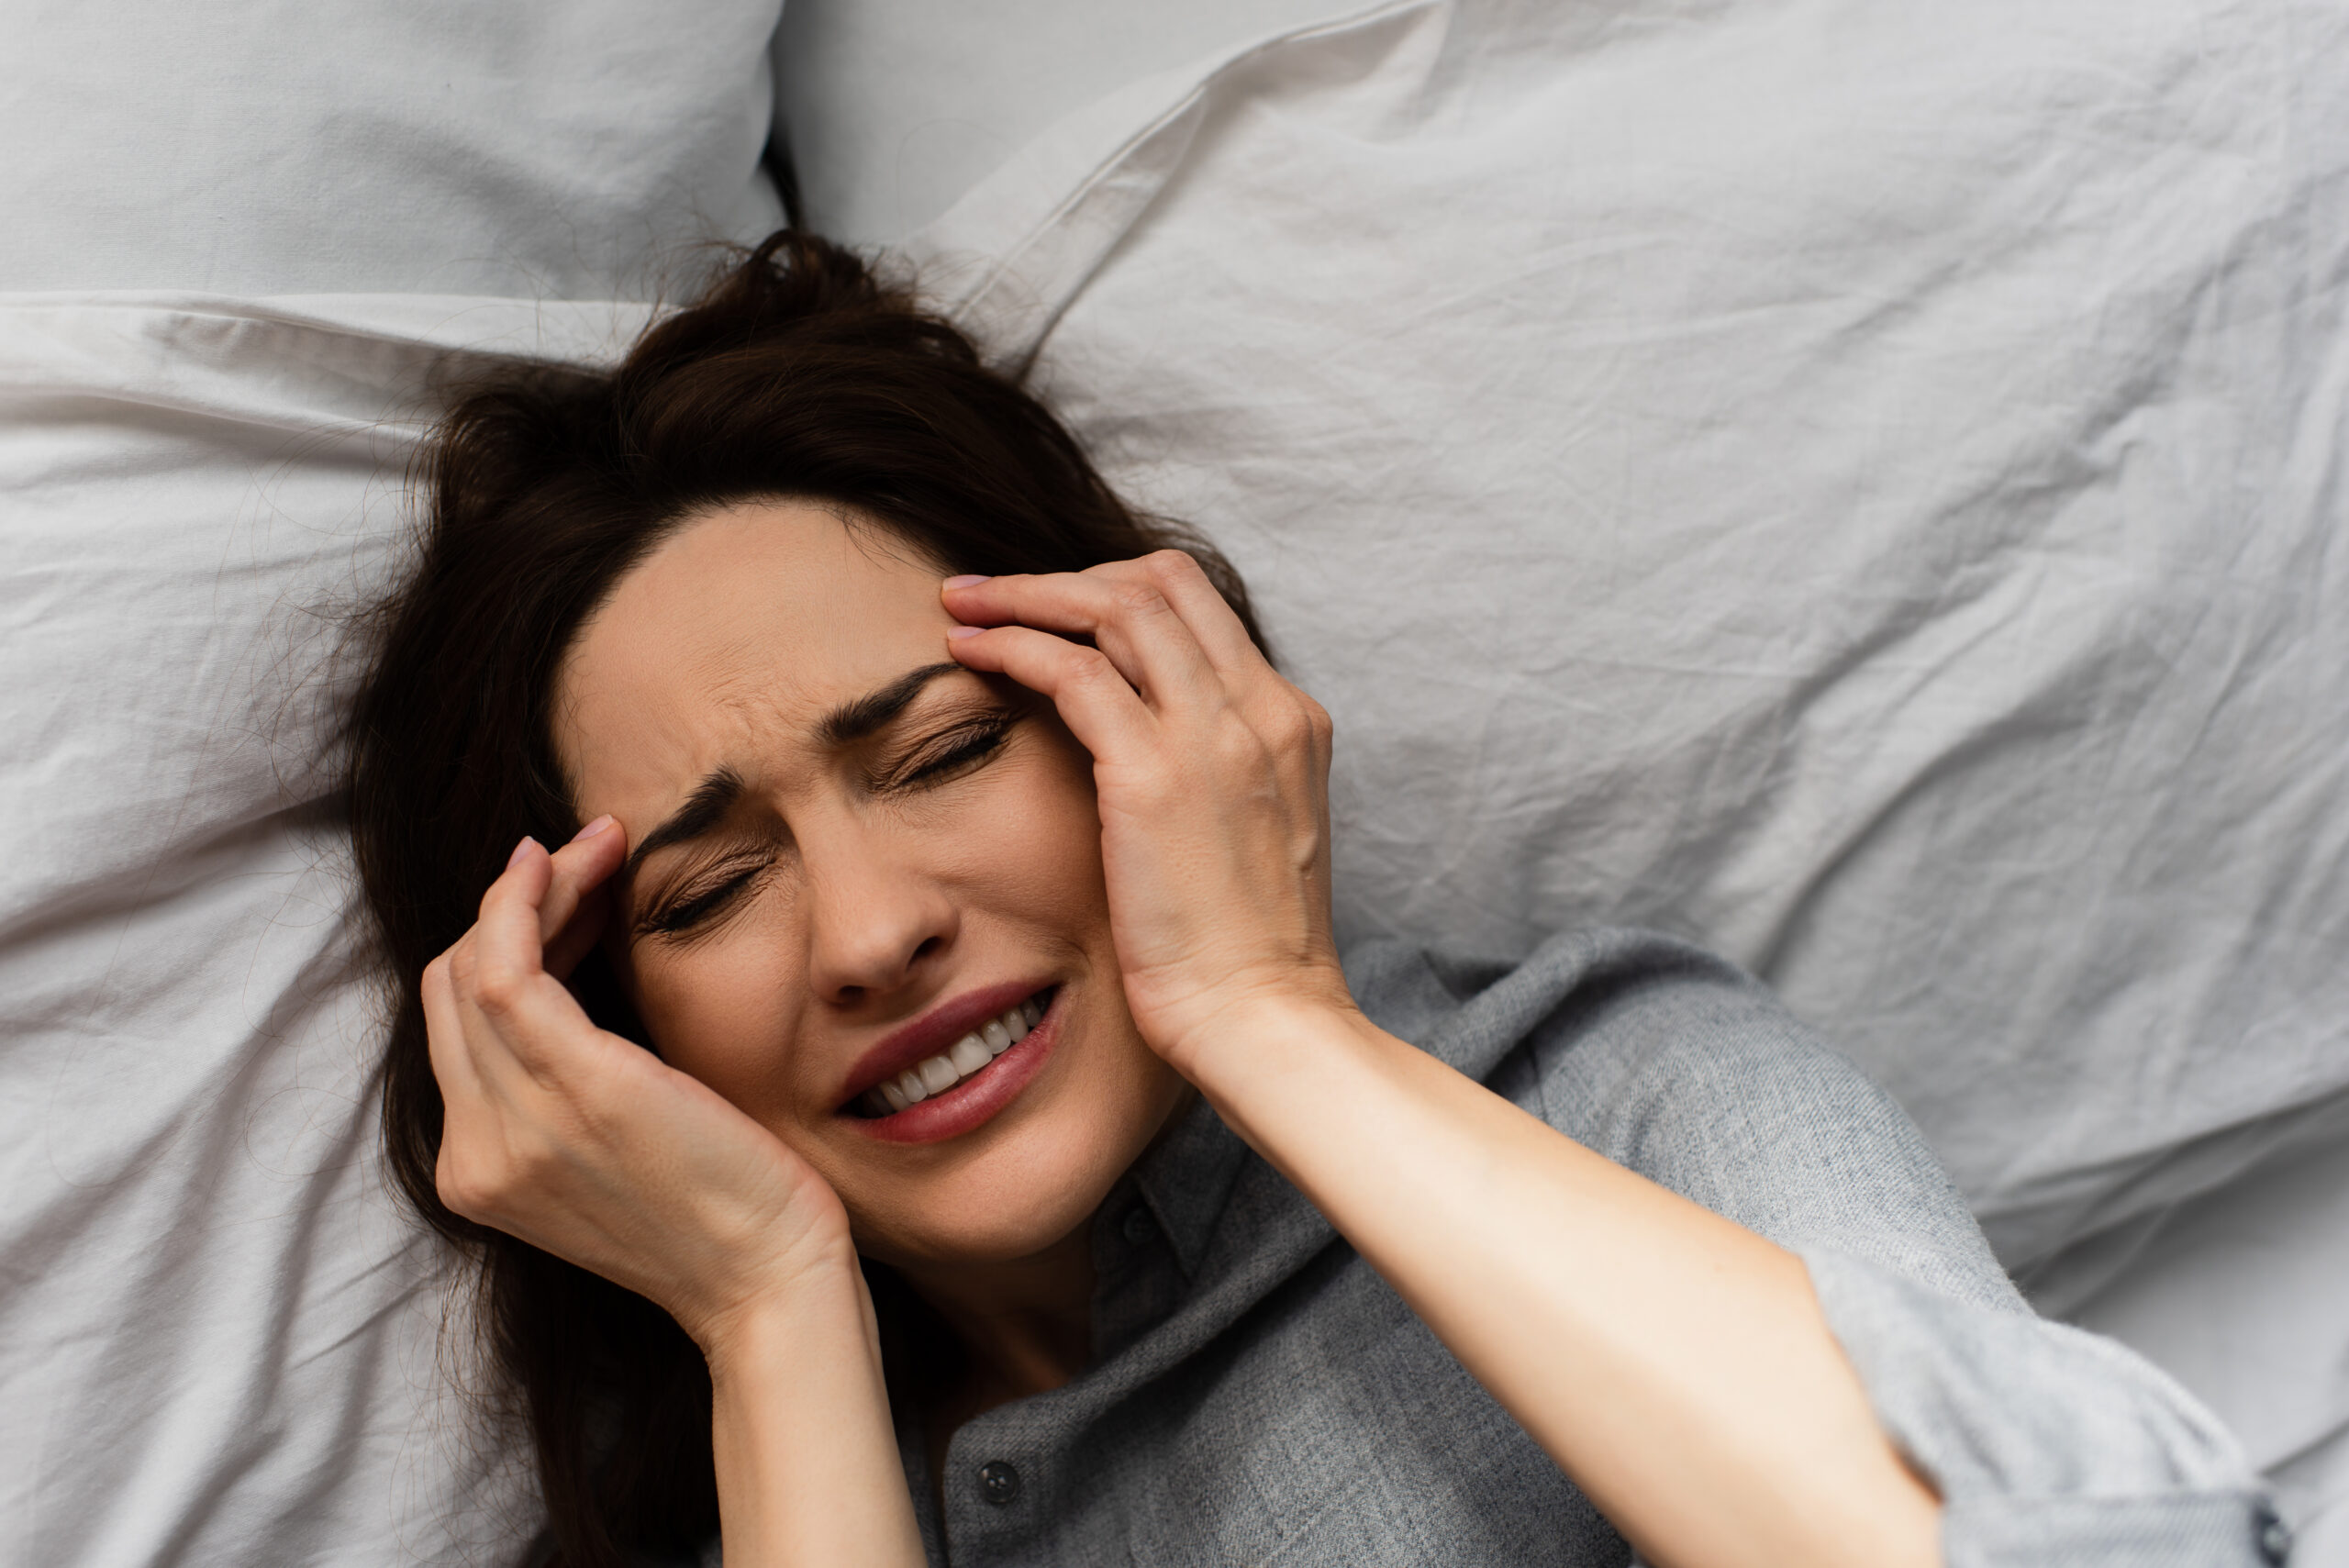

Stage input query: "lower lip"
[{"left": 851, "top": 993, "right": 1062, "bottom": 1145}]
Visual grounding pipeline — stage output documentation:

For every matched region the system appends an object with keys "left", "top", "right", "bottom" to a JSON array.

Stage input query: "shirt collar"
[
  {"left": 1119, "top": 939, "right": 1518, "bottom": 1284},
  {"left": 1126, "top": 1090, "right": 1252, "bottom": 1279}
]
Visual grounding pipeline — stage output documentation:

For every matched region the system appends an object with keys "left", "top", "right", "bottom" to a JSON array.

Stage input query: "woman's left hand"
[
  {"left": 942, "top": 551, "right": 1351, "bottom": 1075},
  {"left": 952, "top": 560, "right": 1945, "bottom": 1568}
]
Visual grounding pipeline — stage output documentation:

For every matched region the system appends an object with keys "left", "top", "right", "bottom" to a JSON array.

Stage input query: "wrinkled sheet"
[
  {"left": 909, "top": 0, "right": 2349, "bottom": 1269},
  {"left": 0, "top": 295, "right": 647, "bottom": 1565},
  {"left": 774, "top": 0, "right": 1349, "bottom": 243}
]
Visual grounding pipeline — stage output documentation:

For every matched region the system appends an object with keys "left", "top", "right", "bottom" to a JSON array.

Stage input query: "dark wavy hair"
[{"left": 341, "top": 230, "right": 1259, "bottom": 1567}]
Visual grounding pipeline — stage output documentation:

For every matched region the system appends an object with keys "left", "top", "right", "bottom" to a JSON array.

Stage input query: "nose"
[{"left": 801, "top": 825, "right": 960, "bottom": 1007}]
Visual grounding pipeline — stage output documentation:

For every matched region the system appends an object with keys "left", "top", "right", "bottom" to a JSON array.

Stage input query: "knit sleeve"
[{"left": 1518, "top": 929, "right": 2290, "bottom": 1568}]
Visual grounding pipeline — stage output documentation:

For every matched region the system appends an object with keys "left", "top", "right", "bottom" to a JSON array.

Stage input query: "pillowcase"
[
  {"left": 0, "top": 0, "right": 787, "bottom": 296},
  {"left": 0, "top": 292, "right": 655, "bottom": 1567},
  {"left": 774, "top": 0, "right": 1353, "bottom": 243},
  {"left": 908, "top": 0, "right": 2349, "bottom": 1269}
]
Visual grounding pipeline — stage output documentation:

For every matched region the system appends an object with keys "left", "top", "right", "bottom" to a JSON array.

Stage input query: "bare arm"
[
  {"left": 944, "top": 556, "right": 1939, "bottom": 1568},
  {"left": 427, "top": 829, "right": 923, "bottom": 1567},
  {"left": 1187, "top": 997, "right": 1938, "bottom": 1568},
  {"left": 704, "top": 1260, "right": 920, "bottom": 1568}
]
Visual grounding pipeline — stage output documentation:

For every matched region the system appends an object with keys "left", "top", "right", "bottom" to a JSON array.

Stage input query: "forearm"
[
  {"left": 1186, "top": 1000, "right": 1939, "bottom": 1568},
  {"left": 703, "top": 1258, "right": 926, "bottom": 1568}
]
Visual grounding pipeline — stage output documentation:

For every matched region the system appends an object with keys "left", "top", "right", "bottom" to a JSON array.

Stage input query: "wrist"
[
  {"left": 695, "top": 1242, "right": 873, "bottom": 1385},
  {"left": 1172, "top": 984, "right": 1392, "bottom": 1108}
]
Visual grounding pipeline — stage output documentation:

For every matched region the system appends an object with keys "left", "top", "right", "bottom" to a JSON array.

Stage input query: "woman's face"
[{"left": 552, "top": 500, "right": 1186, "bottom": 1271}]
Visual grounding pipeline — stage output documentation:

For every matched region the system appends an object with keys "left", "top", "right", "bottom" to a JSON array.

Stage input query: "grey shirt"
[{"left": 870, "top": 929, "right": 2287, "bottom": 1565}]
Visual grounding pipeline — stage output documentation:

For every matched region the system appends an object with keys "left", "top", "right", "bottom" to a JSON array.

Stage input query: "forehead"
[{"left": 553, "top": 500, "right": 955, "bottom": 806}]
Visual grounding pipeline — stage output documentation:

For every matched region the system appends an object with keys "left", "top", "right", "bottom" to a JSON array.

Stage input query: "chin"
[
  {"left": 845, "top": 1051, "right": 1183, "bottom": 1269},
  {"left": 850, "top": 1151, "right": 1121, "bottom": 1268}
]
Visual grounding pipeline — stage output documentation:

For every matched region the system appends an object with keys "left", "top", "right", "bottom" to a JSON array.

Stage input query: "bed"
[{"left": 4, "top": 1, "right": 2344, "bottom": 1561}]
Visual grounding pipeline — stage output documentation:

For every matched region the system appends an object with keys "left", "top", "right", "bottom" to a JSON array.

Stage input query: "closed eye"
[
  {"left": 891, "top": 717, "right": 1012, "bottom": 791},
  {"left": 640, "top": 860, "right": 764, "bottom": 940}
]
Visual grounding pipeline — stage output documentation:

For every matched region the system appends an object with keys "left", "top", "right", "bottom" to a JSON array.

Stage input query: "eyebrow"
[
  {"left": 816, "top": 661, "right": 965, "bottom": 747},
  {"left": 618, "top": 662, "right": 969, "bottom": 884},
  {"left": 620, "top": 766, "right": 747, "bottom": 884}
]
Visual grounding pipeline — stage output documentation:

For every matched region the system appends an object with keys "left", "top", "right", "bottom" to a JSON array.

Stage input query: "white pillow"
[
  {"left": 774, "top": 0, "right": 1352, "bottom": 244},
  {"left": 0, "top": 1, "right": 787, "bottom": 296},
  {"left": 0, "top": 293, "right": 650, "bottom": 1566},
  {"left": 908, "top": 0, "right": 2349, "bottom": 1268}
]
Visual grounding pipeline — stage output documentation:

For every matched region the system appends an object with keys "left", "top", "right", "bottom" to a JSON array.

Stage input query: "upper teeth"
[{"left": 867, "top": 996, "right": 1043, "bottom": 1116}]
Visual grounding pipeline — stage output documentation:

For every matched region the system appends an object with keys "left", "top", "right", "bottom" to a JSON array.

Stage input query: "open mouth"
[{"left": 852, "top": 988, "right": 1052, "bottom": 1118}]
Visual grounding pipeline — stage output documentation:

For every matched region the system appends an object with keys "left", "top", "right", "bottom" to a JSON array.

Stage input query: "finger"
[
  {"left": 533, "top": 816, "right": 621, "bottom": 943},
  {"left": 1096, "top": 550, "right": 1266, "bottom": 680},
  {"left": 542, "top": 816, "right": 626, "bottom": 978},
  {"left": 473, "top": 839, "right": 561, "bottom": 1015},
  {"left": 942, "top": 567, "right": 1219, "bottom": 711},
  {"left": 420, "top": 950, "right": 487, "bottom": 1108},
  {"left": 1097, "top": 557, "right": 1322, "bottom": 767},
  {"left": 461, "top": 841, "right": 630, "bottom": 1095},
  {"left": 944, "top": 624, "right": 1159, "bottom": 762}
]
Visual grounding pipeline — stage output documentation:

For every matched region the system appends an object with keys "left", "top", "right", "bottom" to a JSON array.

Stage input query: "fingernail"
[
  {"left": 946, "top": 624, "right": 985, "bottom": 639},
  {"left": 942, "top": 574, "right": 993, "bottom": 590},
  {"left": 507, "top": 837, "right": 540, "bottom": 869},
  {"left": 570, "top": 815, "right": 616, "bottom": 844}
]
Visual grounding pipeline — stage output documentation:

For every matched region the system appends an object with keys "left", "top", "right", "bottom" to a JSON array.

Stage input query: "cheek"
[
  {"left": 610, "top": 725, "right": 1110, "bottom": 1127},
  {"left": 984, "top": 723, "right": 1109, "bottom": 920},
  {"left": 625, "top": 927, "right": 802, "bottom": 1108}
]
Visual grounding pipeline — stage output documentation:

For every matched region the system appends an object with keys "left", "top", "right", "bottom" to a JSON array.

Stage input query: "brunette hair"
[{"left": 342, "top": 230, "right": 1258, "bottom": 1566}]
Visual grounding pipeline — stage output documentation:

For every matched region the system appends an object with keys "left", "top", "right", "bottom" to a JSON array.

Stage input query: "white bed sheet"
[
  {"left": 907, "top": 0, "right": 2349, "bottom": 1271},
  {"left": 0, "top": 295, "right": 648, "bottom": 1566},
  {"left": 774, "top": 0, "right": 1353, "bottom": 244}
]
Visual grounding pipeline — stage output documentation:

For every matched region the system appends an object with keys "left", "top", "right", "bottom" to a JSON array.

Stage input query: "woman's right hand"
[
  {"left": 421, "top": 818, "right": 852, "bottom": 1357},
  {"left": 432, "top": 820, "right": 927, "bottom": 1567}
]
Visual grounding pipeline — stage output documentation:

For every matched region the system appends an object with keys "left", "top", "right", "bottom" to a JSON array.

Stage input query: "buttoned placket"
[{"left": 919, "top": 1103, "right": 1258, "bottom": 1564}]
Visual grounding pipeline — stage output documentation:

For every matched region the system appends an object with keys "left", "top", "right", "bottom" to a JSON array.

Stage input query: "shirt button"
[
  {"left": 978, "top": 1460, "right": 1022, "bottom": 1506},
  {"left": 2256, "top": 1507, "right": 2293, "bottom": 1563},
  {"left": 1121, "top": 1205, "right": 1156, "bottom": 1246}
]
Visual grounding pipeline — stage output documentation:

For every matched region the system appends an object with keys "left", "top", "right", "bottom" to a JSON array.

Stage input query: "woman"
[{"left": 346, "top": 233, "right": 2279, "bottom": 1568}]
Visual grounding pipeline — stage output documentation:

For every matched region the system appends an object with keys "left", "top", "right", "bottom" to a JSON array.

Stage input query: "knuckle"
[
  {"left": 470, "top": 964, "right": 527, "bottom": 1018},
  {"left": 1108, "top": 579, "right": 1167, "bottom": 618},
  {"left": 1213, "top": 717, "right": 1273, "bottom": 769},
  {"left": 504, "top": 1132, "right": 562, "bottom": 1188},
  {"left": 1151, "top": 549, "right": 1208, "bottom": 590},
  {"left": 1261, "top": 701, "right": 1316, "bottom": 754},
  {"left": 436, "top": 1152, "right": 495, "bottom": 1220},
  {"left": 1070, "top": 646, "right": 1124, "bottom": 685}
]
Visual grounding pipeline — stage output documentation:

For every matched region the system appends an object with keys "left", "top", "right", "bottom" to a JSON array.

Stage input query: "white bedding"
[
  {"left": 774, "top": 0, "right": 1352, "bottom": 243},
  {"left": 0, "top": 295, "right": 648, "bottom": 1566},
  {"left": 4, "top": 1, "right": 2346, "bottom": 1562},
  {"left": 909, "top": 0, "right": 2349, "bottom": 1270},
  {"left": 0, "top": 1, "right": 786, "bottom": 296}
]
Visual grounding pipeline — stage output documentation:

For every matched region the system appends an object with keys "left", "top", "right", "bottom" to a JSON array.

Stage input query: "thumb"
[{"left": 541, "top": 816, "right": 627, "bottom": 979}]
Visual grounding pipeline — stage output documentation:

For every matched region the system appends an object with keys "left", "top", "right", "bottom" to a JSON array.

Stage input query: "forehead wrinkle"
[
  {"left": 555, "top": 496, "right": 963, "bottom": 817},
  {"left": 552, "top": 645, "right": 799, "bottom": 828},
  {"left": 699, "top": 663, "right": 824, "bottom": 751}
]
